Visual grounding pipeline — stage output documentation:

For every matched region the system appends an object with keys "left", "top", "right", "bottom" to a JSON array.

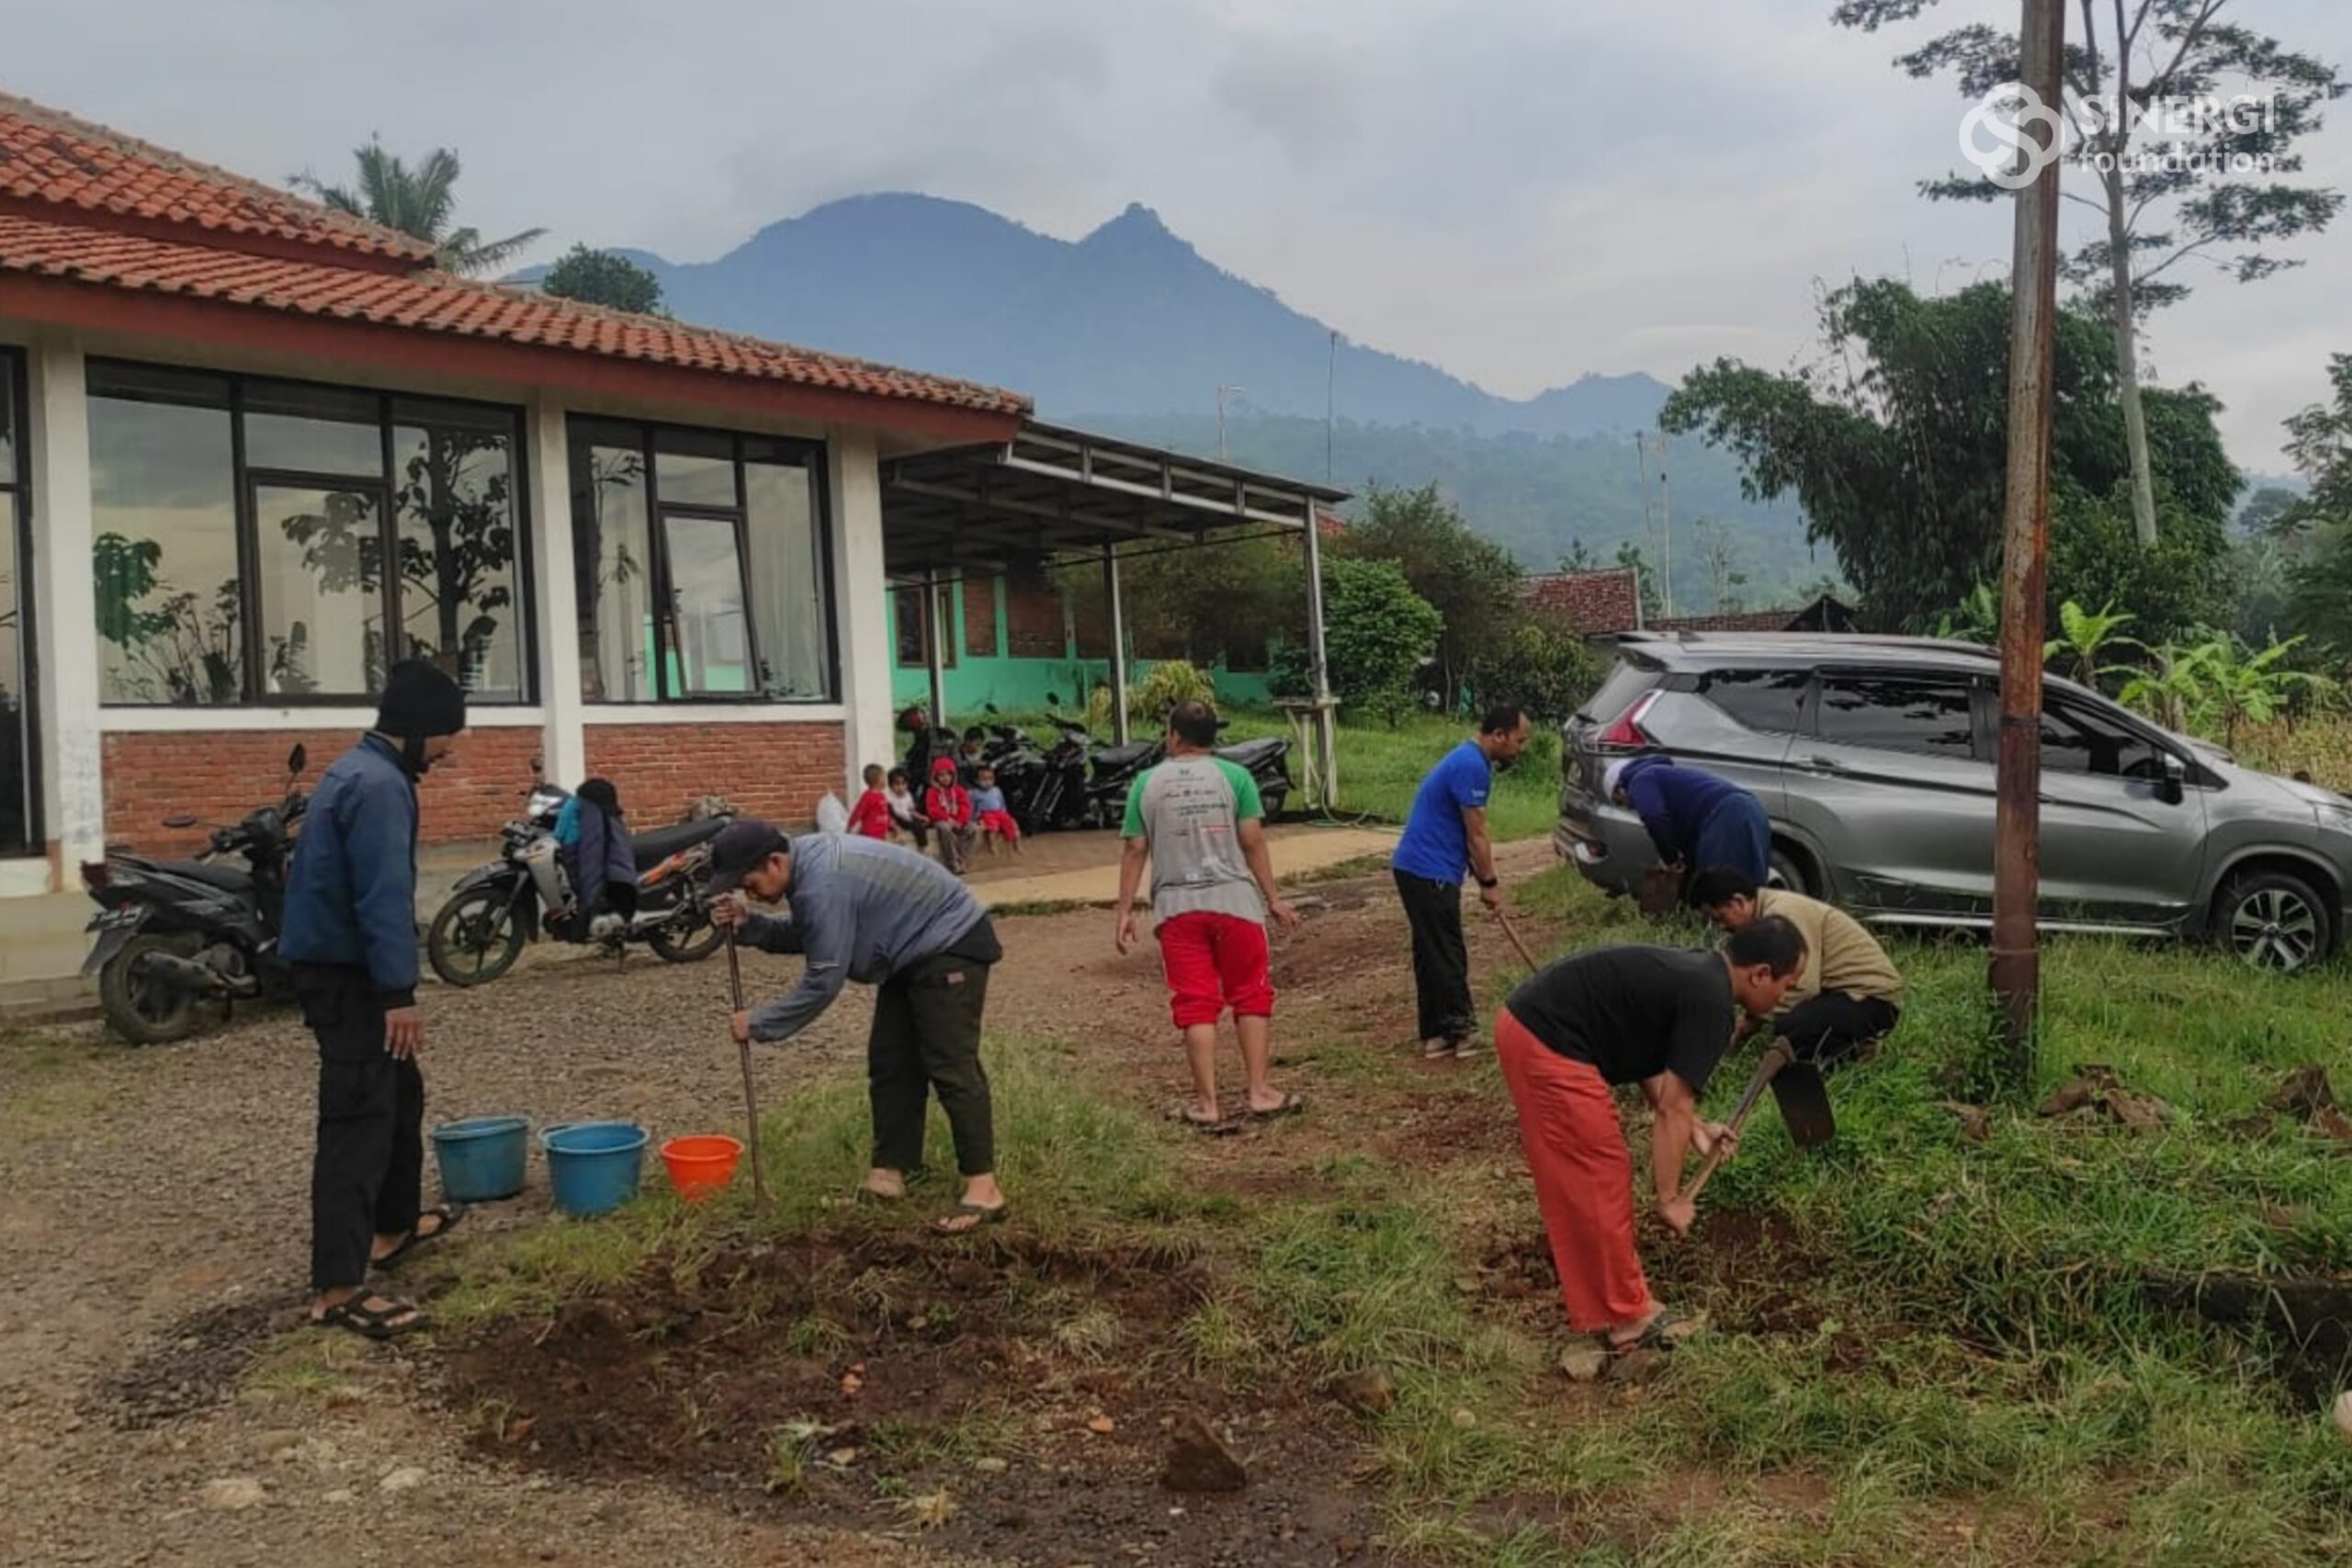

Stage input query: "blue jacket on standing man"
[{"left": 281, "top": 740, "right": 424, "bottom": 1004}]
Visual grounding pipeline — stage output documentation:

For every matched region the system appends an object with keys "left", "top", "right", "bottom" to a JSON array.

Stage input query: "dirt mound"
[
  {"left": 1476, "top": 1210, "right": 1838, "bottom": 1341},
  {"left": 442, "top": 1226, "right": 1379, "bottom": 1567}
]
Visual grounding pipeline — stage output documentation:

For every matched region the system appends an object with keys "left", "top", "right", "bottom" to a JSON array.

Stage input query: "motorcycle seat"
[
  {"left": 632, "top": 817, "right": 729, "bottom": 866},
  {"left": 163, "top": 859, "right": 254, "bottom": 893},
  {"left": 1092, "top": 741, "right": 1159, "bottom": 770},
  {"left": 1218, "top": 738, "right": 1288, "bottom": 765}
]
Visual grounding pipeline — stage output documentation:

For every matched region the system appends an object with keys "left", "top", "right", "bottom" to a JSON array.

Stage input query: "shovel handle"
[
  {"left": 1492, "top": 907, "right": 1541, "bottom": 970},
  {"left": 722, "top": 927, "right": 768, "bottom": 1209},
  {"left": 1676, "top": 1041, "right": 1791, "bottom": 1207}
]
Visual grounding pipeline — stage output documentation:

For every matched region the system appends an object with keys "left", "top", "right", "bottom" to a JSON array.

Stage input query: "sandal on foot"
[
  {"left": 932, "top": 1202, "right": 1009, "bottom": 1236},
  {"left": 1606, "top": 1307, "right": 1696, "bottom": 1355},
  {"left": 1420, "top": 1039, "right": 1457, "bottom": 1060},
  {"left": 1167, "top": 1105, "right": 1240, "bottom": 1136},
  {"left": 1451, "top": 1036, "right": 1488, "bottom": 1059},
  {"left": 314, "top": 1293, "right": 428, "bottom": 1341},
  {"left": 373, "top": 1202, "right": 465, "bottom": 1271},
  {"left": 1246, "top": 1092, "right": 1306, "bottom": 1120}
]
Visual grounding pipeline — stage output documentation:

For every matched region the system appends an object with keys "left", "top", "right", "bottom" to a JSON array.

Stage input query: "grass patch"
[
  {"left": 240, "top": 1328, "right": 371, "bottom": 1404},
  {"left": 0, "top": 1031, "right": 115, "bottom": 1140}
]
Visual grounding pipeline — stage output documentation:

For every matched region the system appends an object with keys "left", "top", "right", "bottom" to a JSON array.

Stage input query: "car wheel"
[
  {"left": 2215, "top": 870, "right": 2333, "bottom": 974},
  {"left": 1767, "top": 846, "right": 1815, "bottom": 898}
]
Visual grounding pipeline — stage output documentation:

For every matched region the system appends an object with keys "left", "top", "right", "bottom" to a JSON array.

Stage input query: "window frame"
[
  {"left": 0, "top": 345, "right": 40, "bottom": 854},
  {"left": 88, "top": 359, "right": 537, "bottom": 708},
  {"left": 567, "top": 415, "right": 839, "bottom": 706}
]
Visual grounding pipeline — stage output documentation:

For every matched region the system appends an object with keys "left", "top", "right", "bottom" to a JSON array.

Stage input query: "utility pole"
[
  {"left": 1216, "top": 383, "right": 1245, "bottom": 462},
  {"left": 1633, "top": 432, "right": 1656, "bottom": 612},
  {"left": 1991, "top": 0, "right": 2065, "bottom": 1085},
  {"left": 1655, "top": 430, "right": 1675, "bottom": 619},
  {"left": 1325, "top": 332, "right": 1338, "bottom": 485}
]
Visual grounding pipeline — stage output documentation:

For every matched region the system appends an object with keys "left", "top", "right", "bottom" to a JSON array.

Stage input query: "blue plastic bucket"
[
  {"left": 431, "top": 1115, "right": 529, "bottom": 1201},
  {"left": 541, "top": 1122, "right": 649, "bottom": 1217}
]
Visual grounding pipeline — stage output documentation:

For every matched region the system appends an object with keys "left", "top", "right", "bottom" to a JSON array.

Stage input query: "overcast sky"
[{"left": 12, "top": 0, "right": 2348, "bottom": 468}]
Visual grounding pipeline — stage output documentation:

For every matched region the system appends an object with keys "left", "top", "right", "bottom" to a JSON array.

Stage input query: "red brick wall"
[
  {"left": 103, "top": 726, "right": 544, "bottom": 854},
  {"left": 585, "top": 721, "right": 844, "bottom": 828}
]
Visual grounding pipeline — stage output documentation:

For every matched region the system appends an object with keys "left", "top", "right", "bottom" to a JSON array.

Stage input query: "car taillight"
[{"left": 1594, "top": 691, "right": 1662, "bottom": 750}]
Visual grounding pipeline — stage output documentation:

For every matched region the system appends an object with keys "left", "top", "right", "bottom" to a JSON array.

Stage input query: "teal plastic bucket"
[
  {"left": 541, "top": 1122, "right": 648, "bottom": 1217},
  {"left": 431, "top": 1115, "right": 529, "bottom": 1201}
]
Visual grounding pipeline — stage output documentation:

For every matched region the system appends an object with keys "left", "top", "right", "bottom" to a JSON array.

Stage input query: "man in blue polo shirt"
[{"left": 1392, "top": 704, "right": 1532, "bottom": 1058}]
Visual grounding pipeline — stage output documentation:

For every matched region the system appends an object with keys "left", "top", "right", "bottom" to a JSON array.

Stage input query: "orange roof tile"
[
  {"left": 0, "top": 212, "right": 1032, "bottom": 417},
  {"left": 0, "top": 91, "right": 435, "bottom": 265}
]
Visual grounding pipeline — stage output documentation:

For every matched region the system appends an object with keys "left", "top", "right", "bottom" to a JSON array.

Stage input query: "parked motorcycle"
[
  {"left": 80, "top": 744, "right": 309, "bottom": 1045},
  {"left": 1039, "top": 694, "right": 1295, "bottom": 827},
  {"left": 424, "top": 764, "right": 732, "bottom": 987}
]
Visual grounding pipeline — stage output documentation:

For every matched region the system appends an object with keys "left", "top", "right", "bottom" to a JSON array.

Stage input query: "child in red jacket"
[
  {"left": 924, "top": 758, "right": 978, "bottom": 874},
  {"left": 844, "top": 762, "right": 893, "bottom": 840}
]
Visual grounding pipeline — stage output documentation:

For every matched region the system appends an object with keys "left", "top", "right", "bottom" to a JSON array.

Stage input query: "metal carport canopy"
[{"left": 877, "top": 419, "right": 1347, "bottom": 784}]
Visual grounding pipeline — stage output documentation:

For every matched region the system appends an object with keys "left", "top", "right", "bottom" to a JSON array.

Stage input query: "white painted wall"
[
  {"left": 524, "top": 394, "right": 588, "bottom": 788},
  {"left": 27, "top": 333, "right": 100, "bottom": 889},
  {"left": 828, "top": 430, "right": 895, "bottom": 794}
]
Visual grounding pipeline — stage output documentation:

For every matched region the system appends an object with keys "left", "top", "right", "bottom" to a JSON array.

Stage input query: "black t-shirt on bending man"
[{"left": 1504, "top": 945, "right": 1736, "bottom": 1092}]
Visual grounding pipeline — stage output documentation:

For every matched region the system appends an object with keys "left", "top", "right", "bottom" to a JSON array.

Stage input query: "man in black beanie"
[{"left": 281, "top": 658, "right": 468, "bottom": 1337}]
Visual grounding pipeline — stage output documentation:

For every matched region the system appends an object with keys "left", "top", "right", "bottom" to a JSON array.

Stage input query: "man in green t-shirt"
[{"left": 1116, "top": 700, "right": 1304, "bottom": 1129}]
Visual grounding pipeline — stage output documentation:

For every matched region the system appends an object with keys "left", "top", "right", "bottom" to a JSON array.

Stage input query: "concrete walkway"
[{"left": 972, "top": 825, "right": 1398, "bottom": 910}]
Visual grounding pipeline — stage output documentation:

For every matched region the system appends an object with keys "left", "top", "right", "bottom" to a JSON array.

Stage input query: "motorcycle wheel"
[
  {"left": 1261, "top": 787, "right": 1290, "bottom": 822},
  {"left": 428, "top": 888, "right": 527, "bottom": 987},
  {"left": 99, "top": 932, "right": 202, "bottom": 1046},
  {"left": 647, "top": 908, "right": 726, "bottom": 964}
]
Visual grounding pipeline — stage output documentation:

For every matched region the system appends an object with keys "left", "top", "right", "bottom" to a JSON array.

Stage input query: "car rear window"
[
  {"left": 1700, "top": 669, "right": 1807, "bottom": 734},
  {"left": 1817, "top": 675, "right": 1976, "bottom": 758},
  {"left": 1578, "top": 660, "right": 1661, "bottom": 725}
]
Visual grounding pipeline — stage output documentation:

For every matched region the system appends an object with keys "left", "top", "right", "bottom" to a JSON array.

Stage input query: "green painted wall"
[{"left": 884, "top": 580, "right": 1273, "bottom": 719}]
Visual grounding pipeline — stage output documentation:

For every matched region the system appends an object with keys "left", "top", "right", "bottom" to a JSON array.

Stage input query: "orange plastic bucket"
[{"left": 659, "top": 1134, "right": 743, "bottom": 1202}]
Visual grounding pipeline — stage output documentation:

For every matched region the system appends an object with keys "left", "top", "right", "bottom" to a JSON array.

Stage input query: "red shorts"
[
  {"left": 977, "top": 809, "right": 1021, "bottom": 842},
  {"left": 1156, "top": 911, "right": 1274, "bottom": 1029}
]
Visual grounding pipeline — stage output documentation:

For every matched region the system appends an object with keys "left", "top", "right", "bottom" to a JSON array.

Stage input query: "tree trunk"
[{"left": 2106, "top": 175, "right": 2159, "bottom": 547}]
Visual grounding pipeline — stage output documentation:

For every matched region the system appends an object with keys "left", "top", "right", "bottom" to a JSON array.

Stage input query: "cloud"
[{"left": 5, "top": 0, "right": 2346, "bottom": 465}]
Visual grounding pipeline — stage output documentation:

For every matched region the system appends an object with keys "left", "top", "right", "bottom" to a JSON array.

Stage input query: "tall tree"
[
  {"left": 1332, "top": 482, "right": 1521, "bottom": 706},
  {"left": 2282, "top": 353, "right": 2352, "bottom": 667},
  {"left": 291, "top": 141, "right": 544, "bottom": 276},
  {"left": 1661, "top": 276, "right": 2237, "bottom": 633},
  {"left": 1832, "top": 1, "right": 2344, "bottom": 547},
  {"left": 541, "top": 244, "right": 666, "bottom": 313}
]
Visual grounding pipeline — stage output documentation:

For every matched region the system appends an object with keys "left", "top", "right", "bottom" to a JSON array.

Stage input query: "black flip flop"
[
  {"left": 1167, "top": 1105, "right": 1241, "bottom": 1136},
  {"left": 1606, "top": 1307, "right": 1695, "bottom": 1356},
  {"left": 315, "top": 1293, "right": 429, "bottom": 1341},
  {"left": 932, "top": 1202, "right": 1009, "bottom": 1236},
  {"left": 1246, "top": 1092, "right": 1307, "bottom": 1120},
  {"left": 373, "top": 1202, "right": 465, "bottom": 1272}
]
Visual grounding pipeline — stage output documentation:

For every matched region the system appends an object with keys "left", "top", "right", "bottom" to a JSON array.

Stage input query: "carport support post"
[
  {"left": 1300, "top": 502, "right": 1339, "bottom": 807},
  {"left": 1102, "top": 546, "right": 1131, "bottom": 744},
  {"left": 922, "top": 568, "right": 949, "bottom": 728},
  {"left": 1989, "top": 0, "right": 2064, "bottom": 1088}
]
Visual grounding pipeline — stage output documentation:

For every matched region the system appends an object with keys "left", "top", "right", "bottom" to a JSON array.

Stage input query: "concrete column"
[
  {"left": 28, "top": 334, "right": 102, "bottom": 884},
  {"left": 1102, "top": 546, "right": 1130, "bottom": 744},
  {"left": 829, "top": 433, "right": 895, "bottom": 791},
  {"left": 1299, "top": 504, "right": 1339, "bottom": 805},
  {"left": 526, "top": 394, "right": 586, "bottom": 787},
  {"left": 921, "top": 567, "right": 948, "bottom": 728}
]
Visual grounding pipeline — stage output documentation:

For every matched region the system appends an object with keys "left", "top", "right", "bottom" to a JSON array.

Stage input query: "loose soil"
[
  {"left": 0, "top": 841, "right": 1563, "bottom": 1568},
  {"left": 443, "top": 1229, "right": 1376, "bottom": 1567}
]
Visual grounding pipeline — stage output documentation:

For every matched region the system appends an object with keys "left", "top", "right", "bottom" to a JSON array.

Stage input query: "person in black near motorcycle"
[
  {"left": 557, "top": 778, "right": 637, "bottom": 937},
  {"left": 279, "top": 660, "right": 467, "bottom": 1340}
]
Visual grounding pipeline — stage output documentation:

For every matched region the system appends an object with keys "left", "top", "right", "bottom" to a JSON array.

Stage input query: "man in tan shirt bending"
[{"left": 1689, "top": 867, "right": 1904, "bottom": 1067}]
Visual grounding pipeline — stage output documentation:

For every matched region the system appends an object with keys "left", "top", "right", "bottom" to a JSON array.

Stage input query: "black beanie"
[{"left": 376, "top": 659, "right": 467, "bottom": 739}]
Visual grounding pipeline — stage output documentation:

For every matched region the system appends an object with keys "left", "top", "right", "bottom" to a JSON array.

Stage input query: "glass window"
[
  {"left": 0, "top": 362, "right": 13, "bottom": 485},
  {"left": 243, "top": 380, "right": 382, "bottom": 476},
  {"left": 89, "top": 363, "right": 532, "bottom": 705},
  {"left": 1816, "top": 675, "right": 1977, "bottom": 759},
  {"left": 2042, "top": 699, "right": 2164, "bottom": 779},
  {"left": 654, "top": 428, "right": 738, "bottom": 509},
  {"left": 963, "top": 573, "right": 1000, "bottom": 660},
  {"left": 743, "top": 454, "right": 831, "bottom": 699},
  {"left": 571, "top": 418, "right": 835, "bottom": 704},
  {"left": 392, "top": 401, "right": 526, "bottom": 704},
  {"left": 571, "top": 434, "right": 655, "bottom": 703},
  {"left": 89, "top": 389, "right": 243, "bottom": 705},
  {"left": 894, "top": 585, "right": 955, "bottom": 670},
  {"left": 1701, "top": 669, "right": 1808, "bottom": 734},
  {"left": 661, "top": 513, "right": 752, "bottom": 695},
  {"left": 254, "top": 483, "right": 388, "bottom": 697}
]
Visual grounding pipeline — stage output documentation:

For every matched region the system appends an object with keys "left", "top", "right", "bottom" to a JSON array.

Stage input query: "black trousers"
[
  {"left": 1778, "top": 993, "right": 1901, "bottom": 1067},
  {"left": 1395, "top": 870, "right": 1475, "bottom": 1044},
  {"left": 868, "top": 952, "right": 995, "bottom": 1177},
  {"left": 296, "top": 965, "right": 424, "bottom": 1292}
]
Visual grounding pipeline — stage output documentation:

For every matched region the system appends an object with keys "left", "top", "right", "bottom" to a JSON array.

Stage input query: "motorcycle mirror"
[
  {"left": 1046, "top": 693, "right": 1061, "bottom": 708},
  {"left": 985, "top": 703, "right": 1000, "bottom": 715},
  {"left": 162, "top": 813, "right": 199, "bottom": 829},
  {"left": 287, "top": 742, "right": 307, "bottom": 776}
]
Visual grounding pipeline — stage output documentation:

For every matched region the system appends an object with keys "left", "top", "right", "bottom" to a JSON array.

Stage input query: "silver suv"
[{"left": 1555, "top": 632, "right": 2352, "bottom": 972}]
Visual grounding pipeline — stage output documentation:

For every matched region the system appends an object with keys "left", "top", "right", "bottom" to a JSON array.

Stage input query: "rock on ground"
[{"left": 1160, "top": 1413, "right": 1247, "bottom": 1494}]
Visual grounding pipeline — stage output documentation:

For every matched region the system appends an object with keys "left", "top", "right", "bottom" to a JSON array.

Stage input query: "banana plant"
[{"left": 2042, "top": 600, "right": 2141, "bottom": 688}]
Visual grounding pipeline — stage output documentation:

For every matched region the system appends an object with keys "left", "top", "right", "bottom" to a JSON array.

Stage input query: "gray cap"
[{"left": 707, "top": 818, "right": 790, "bottom": 895}]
